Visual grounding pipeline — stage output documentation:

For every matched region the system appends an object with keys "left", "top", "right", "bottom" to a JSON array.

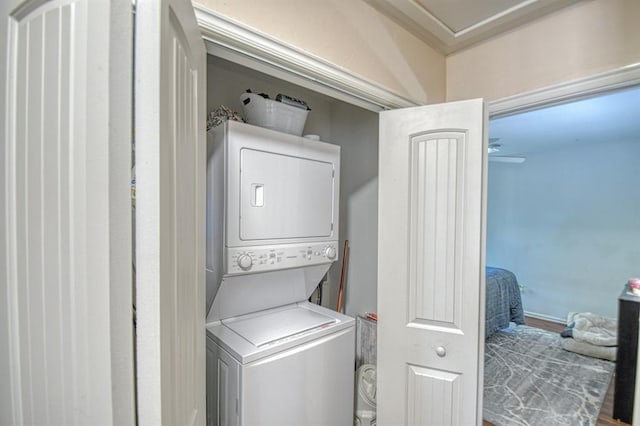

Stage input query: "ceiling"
[
  {"left": 365, "top": 0, "right": 581, "bottom": 54},
  {"left": 488, "top": 86, "right": 640, "bottom": 157}
]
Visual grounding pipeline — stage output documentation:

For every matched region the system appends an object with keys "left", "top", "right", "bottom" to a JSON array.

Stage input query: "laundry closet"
[
  {"left": 206, "top": 54, "right": 380, "bottom": 319},
  {"left": 204, "top": 54, "right": 380, "bottom": 425}
]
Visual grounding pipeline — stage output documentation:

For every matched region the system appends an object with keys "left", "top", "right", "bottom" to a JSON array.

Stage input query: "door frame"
[{"left": 488, "top": 63, "right": 640, "bottom": 117}]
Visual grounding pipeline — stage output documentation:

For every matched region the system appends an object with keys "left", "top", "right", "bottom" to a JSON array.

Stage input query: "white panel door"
[
  {"left": 377, "top": 99, "right": 487, "bottom": 425},
  {"left": 134, "top": 0, "right": 206, "bottom": 424},
  {"left": 2, "top": 0, "right": 134, "bottom": 424}
]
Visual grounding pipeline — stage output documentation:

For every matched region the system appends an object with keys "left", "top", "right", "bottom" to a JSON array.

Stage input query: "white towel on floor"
[
  {"left": 562, "top": 338, "right": 617, "bottom": 361},
  {"left": 567, "top": 312, "right": 617, "bottom": 347}
]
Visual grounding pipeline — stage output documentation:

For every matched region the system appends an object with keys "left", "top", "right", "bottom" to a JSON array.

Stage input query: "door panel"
[
  {"left": 135, "top": 0, "right": 206, "bottom": 424},
  {"left": 2, "top": 0, "right": 134, "bottom": 424},
  {"left": 378, "top": 99, "right": 487, "bottom": 425},
  {"left": 407, "top": 366, "right": 461, "bottom": 425},
  {"left": 409, "top": 133, "right": 465, "bottom": 328}
]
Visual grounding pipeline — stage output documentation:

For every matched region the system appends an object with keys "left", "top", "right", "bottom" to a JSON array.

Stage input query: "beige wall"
[
  {"left": 446, "top": 0, "right": 640, "bottom": 102},
  {"left": 194, "top": 0, "right": 446, "bottom": 104}
]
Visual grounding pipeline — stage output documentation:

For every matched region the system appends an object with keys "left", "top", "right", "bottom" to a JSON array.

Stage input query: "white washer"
[{"left": 206, "top": 301, "right": 354, "bottom": 426}]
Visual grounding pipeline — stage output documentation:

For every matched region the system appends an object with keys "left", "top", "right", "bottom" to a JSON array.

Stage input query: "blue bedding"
[{"left": 485, "top": 267, "right": 525, "bottom": 338}]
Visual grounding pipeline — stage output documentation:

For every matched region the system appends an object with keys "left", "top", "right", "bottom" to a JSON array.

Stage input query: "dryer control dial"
[
  {"left": 325, "top": 246, "right": 337, "bottom": 260},
  {"left": 237, "top": 253, "right": 253, "bottom": 271}
]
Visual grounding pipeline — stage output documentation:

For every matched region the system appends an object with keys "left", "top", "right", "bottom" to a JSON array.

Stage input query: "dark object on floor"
[
  {"left": 484, "top": 325, "right": 614, "bottom": 426},
  {"left": 560, "top": 323, "right": 574, "bottom": 338},
  {"left": 614, "top": 285, "right": 640, "bottom": 423}
]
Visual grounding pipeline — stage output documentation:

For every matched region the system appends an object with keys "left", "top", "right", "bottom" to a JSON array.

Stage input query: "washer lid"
[{"left": 223, "top": 306, "right": 336, "bottom": 347}]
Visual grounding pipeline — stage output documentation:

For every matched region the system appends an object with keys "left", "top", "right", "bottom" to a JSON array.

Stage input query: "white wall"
[
  {"left": 328, "top": 102, "right": 379, "bottom": 317},
  {"left": 207, "top": 56, "right": 379, "bottom": 316},
  {"left": 486, "top": 139, "right": 640, "bottom": 320}
]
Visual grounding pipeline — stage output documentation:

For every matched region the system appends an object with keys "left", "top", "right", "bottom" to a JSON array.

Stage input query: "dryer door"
[{"left": 239, "top": 148, "right": 335, "bottom": 241}]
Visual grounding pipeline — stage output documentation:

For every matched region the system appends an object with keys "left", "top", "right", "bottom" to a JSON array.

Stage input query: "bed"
[{"left": 485, "top": 266, "right": 525, "bottom": 338}]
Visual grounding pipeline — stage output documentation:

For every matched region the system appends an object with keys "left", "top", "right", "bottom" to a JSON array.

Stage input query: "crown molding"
[{"left": 364, "top": 0, "right": 581, "bottom": 55}]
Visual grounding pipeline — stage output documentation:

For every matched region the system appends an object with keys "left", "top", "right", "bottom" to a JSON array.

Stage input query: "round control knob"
[
  {"left": 325, "top": 246, "right": 337, "bottom": 260},
  {"left": 237, "top": 254, "right": 253, "bottom": 271},
  {"left": 435, "top": 346, "right": 447, "bottom": 357}
]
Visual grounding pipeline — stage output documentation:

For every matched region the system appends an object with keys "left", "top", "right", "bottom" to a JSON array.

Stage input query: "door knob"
[{"left": 436, "top": 346, "right": 447, "bottom": 357}]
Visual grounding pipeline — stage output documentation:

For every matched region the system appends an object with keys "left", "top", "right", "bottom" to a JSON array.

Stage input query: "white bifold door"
[
  {"left": 377, "top": 99, "right": 488, "bottom": 426},
  {"left": 3, "top": 0, "right": 135, "bottom": 423},
  {"left": 2, "top": 0, "right": 206, "bottom": 424},
  {"left": 135, "top": 0, "right": 206, "bottom": 424}
]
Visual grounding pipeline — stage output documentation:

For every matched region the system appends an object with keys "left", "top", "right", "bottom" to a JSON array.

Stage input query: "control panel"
[{"left": 225, "top": 242, "right": 339, "bottom": 275}]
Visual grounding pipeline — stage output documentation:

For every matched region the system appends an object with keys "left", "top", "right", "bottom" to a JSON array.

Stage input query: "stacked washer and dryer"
[{"left": 205, "top": 120, "right": 355, "bottom": 426}]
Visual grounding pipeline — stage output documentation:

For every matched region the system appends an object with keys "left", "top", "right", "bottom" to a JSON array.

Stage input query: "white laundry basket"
[
  {"left": 240, "top": 92, "right": 308, "bottom": 136},
  {"left": 354, "top": 364, "right": 376, "bottom": 426}
]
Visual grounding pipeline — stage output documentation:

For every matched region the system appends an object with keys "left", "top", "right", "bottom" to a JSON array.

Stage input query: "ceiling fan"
[
  {"left": 487, "top": 138, "right": 526, "bottom": 163},
  {"left": 489, "top": 156, "right": 526, "bottom": 163}
]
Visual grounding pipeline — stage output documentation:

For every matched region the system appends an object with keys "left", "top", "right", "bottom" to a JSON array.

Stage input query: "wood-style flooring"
[{"left": 482, "top": 316, "right": 628, "bottom": 426}]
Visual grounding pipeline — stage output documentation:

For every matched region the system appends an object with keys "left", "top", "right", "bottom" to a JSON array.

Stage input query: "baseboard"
[{"left": 524, "top": 311, "right": 566, "bottom": 324}]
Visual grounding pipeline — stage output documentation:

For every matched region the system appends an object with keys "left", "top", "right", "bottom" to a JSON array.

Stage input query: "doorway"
[
  {"left": 487, "top": 86, "right": 640, "bottom": 321},
  {"left": 483, "top": 85, "right": 640, "bottom": 425}
]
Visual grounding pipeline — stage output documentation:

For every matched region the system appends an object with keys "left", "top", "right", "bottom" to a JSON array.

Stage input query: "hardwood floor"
[{"left": 482, "top": 316, "right": 628, "bottom": 426}]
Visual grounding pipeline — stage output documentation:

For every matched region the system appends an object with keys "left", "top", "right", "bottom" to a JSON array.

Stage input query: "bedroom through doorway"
[{"left": 482, "top": 85, "right": 640, "bottom": 426}]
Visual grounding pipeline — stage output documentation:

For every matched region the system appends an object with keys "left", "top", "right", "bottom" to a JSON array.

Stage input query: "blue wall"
[{"left": 486, "top": 139, "right": 640, "bottom": 320}]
